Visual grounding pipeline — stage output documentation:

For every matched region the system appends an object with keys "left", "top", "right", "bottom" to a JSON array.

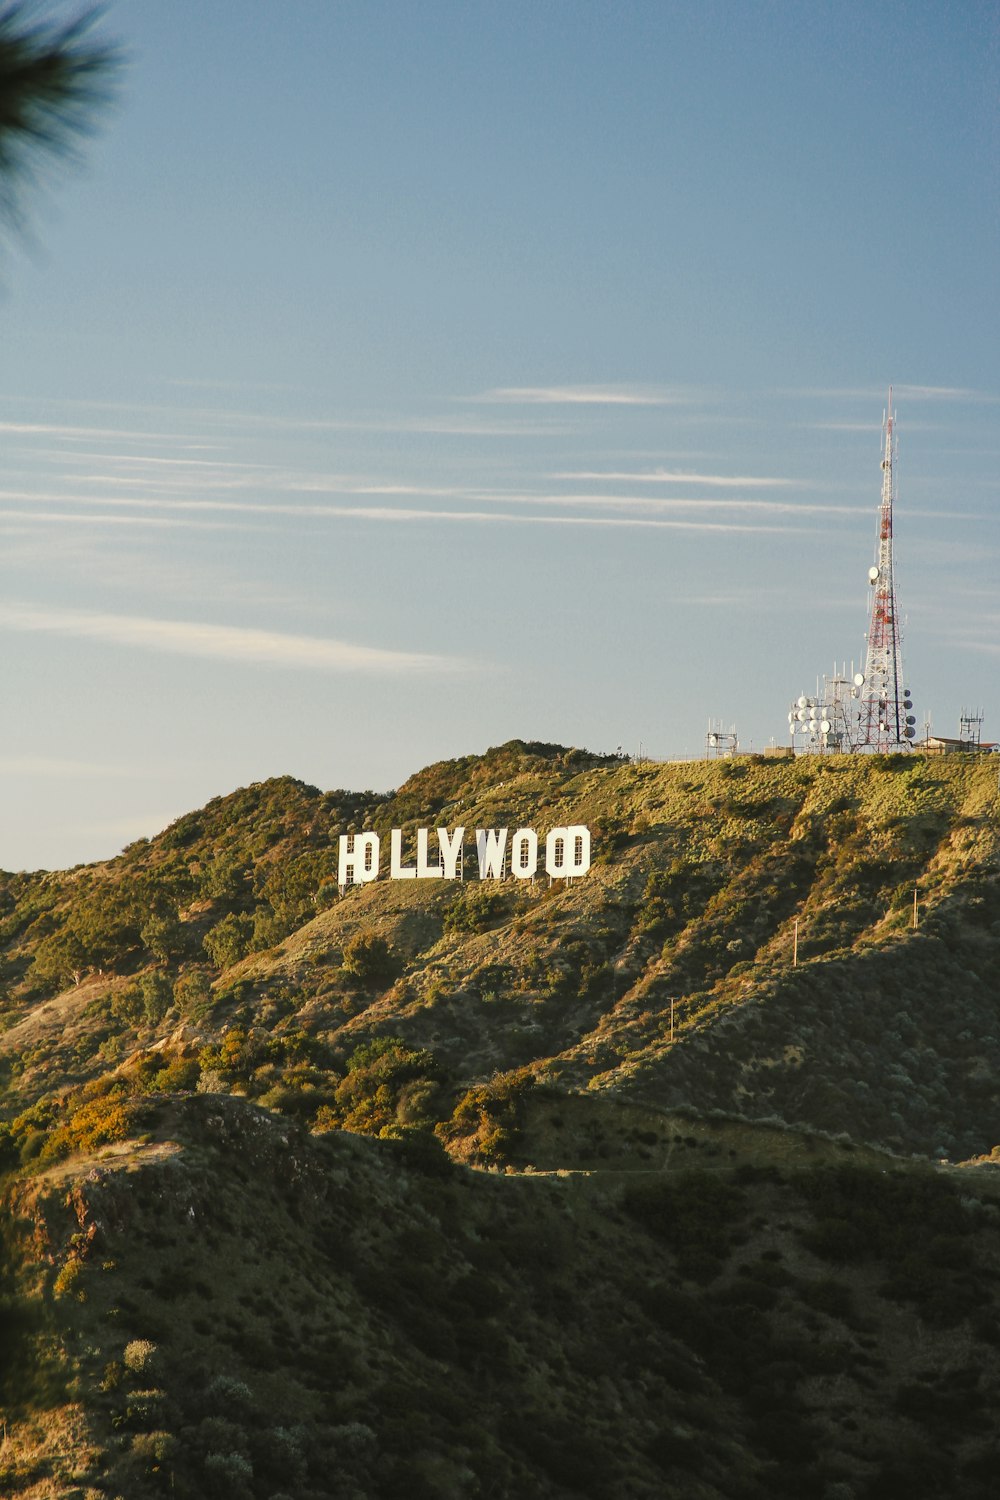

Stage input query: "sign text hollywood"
[{"left": 337, "top": 826, "right": 591, "bottom": 884}]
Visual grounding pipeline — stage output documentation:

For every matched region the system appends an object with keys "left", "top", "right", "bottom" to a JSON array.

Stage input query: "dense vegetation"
[
  {"left": 4, "top": 1095, "right": 1000, "bottom": 1499},
  {"left": 1, "top": 741, "right": 999, "bottom": 1495}
]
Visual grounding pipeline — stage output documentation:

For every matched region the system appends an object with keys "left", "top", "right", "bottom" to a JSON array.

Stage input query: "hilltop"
[
  {"left": 2, "top": 740, "right": 1000, "bottom": 1498},
  {"left": 2, "top": 740, "right": 999, "bottom": 1162}
]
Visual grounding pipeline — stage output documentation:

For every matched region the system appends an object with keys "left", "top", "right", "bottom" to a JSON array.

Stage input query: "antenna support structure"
[
  {"left": 854, "top": 388, "right": 916, "bottom": 751},
  {"left": 706, "top": 719, "right": 738, "bottom": 758}
]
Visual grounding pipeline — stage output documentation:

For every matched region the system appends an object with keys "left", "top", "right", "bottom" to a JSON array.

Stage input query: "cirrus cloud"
[{"left": 0, "top": 603, "right": 463, "bottom": 675}]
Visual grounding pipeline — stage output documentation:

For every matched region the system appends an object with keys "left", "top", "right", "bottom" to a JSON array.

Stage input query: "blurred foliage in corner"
[{"left": 0, "top": 2, "right": 122, "bottom": 229}]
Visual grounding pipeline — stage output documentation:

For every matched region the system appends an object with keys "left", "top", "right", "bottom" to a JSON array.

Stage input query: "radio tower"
[{"left": 855, "top": 388, "right": 916, "bottom": 750}]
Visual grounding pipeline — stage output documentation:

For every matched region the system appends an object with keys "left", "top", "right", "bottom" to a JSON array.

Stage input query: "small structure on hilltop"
[
  {"left": 921, "top": 709, "right": 997, "bottom": 756},
  {"left": 705, "top": 720, "right": 739, "bottom": 758}
]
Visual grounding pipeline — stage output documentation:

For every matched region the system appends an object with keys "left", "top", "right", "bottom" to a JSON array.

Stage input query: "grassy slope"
[{"left": 2, "top": 743, "right": 998, "bottom": 1158}]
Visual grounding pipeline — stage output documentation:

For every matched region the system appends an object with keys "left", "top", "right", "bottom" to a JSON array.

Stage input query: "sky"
[{"left": 1, "top": 0, "right": 998, "bottom": 871}]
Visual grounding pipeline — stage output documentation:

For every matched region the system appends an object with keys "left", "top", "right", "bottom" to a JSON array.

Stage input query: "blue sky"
[{"left": 1, "top": 0, "right": 998, "bottom": 869}]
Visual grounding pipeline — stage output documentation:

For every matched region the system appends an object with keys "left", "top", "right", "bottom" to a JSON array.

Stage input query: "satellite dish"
[
  {"left": 797, "top": 696, "right": 808, "bottom": 709},
  {"left": 788, "top": 712, "right": 795, "bottom": 724},
  {"left": 904, "top": 726, "right": 916, "bottom": 739},
  {"left": 854, "top": 673, "right": 865, "bottom": 687},
  {"left": 869, "top": 566, "right": 880, "bottom": 582},
  {"left": 708, "top": 734, "right": 718, "bottom": 745},
  {"left": 906, "top": 715, "right": 916, "bottom": 726},
  {"left": 820, "top": 720, "right": 832, "bottom": 734}
]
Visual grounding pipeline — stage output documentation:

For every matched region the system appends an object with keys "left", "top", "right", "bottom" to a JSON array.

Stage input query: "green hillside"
[
  {"left": 2, "top": 742, "right": 1000, "bottom": 1497},
  {"left": 2, "top": 742, "right": 999, "bottom": 1162}
]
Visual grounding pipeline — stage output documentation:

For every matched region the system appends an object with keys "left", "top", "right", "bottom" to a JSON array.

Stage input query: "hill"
[
  {"left": 2, "top": 741, "right": 999, "bottom": 1161},
  {"left": 2, "top": 741, "right": 1000, "bottom": 1497}
]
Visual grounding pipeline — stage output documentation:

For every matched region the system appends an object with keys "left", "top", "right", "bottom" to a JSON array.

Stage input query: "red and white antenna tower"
[{"left": 855, "top": 388, "right": 916, "bottom": 750}]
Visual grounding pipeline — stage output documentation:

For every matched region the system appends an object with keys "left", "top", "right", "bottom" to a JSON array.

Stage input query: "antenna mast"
[{"left": 855, "top": 388, "right": 915, "bottom": 750}]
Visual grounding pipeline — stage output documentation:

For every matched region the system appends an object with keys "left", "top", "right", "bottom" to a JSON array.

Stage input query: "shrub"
[
  {"left": 174, "top": 968, "right": 214, "bottom": 1018},
  {"left": 317, "top": 1037, "right": 443, "bottom": 1138},
  {"left": 204, "top": 913, "right": 253, "bottom": 969},
  {"left": 52, "top": 1258, "right": 84, "bottom": 1301},
  {"left": 140, "top": 911, "right": 186, "bottom": 962},
  {"left": 440, "top": 1067, "right": 536, "bottom": 1165},
  {"left": 41, "top": 1090, "right": 147, "bottom": 1163},
  {"left": 123, "top": 1338, "right": 159, "bottom": 1376},
  {"left": 202, "top": 1449, "right": 254, "bottom": 1495},
  {"left": 140, "top": 971, "right": 173, "bottom": 1024},
  {"left": 110, "top": 983, "right": 145, "bottom": 1027},
  {"left": 205, "top": 1373, "right": 255, "bottom": 1417},
  {"left": 443, "top": 885, "right": 510, "bottom": 934},
  {"left": 341, "top": 930, "right": 393, "bottom": 983}
]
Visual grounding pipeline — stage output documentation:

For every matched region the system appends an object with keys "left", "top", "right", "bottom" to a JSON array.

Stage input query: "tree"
[
  {"left": 203, "top": 912, "right": 253, "bottom": 970},
  {"left": 140, "top": 970, "right": 172, "bottom": 1024},
  {"left": 0, "top": 3, "right": 120, "bottom": 228},
  {"left": 140, "top": 910, "right": 186, "bottom": 963}
]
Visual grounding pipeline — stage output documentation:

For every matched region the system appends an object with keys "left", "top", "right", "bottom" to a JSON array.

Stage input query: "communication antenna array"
[
  {"left": 855, "top": 389, "right": 916, "bottom": 751},
  {"left": 787, "top": 665, "right": 858, "bottom": 753},
  {"left": 959, "top": 708, "right": 984, "bottom": 748},
  {"left": 706, "top": 719, "right": 739, "bottom": 758}
]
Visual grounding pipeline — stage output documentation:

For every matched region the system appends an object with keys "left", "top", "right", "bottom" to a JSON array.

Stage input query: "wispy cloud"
[
  {"left": 235, "top": 503, "right": 800, "bottom": 533},
  {"left": 471, "top": 385, "right": 683, "bottom": 407},
  {"left": 551, "top": 469, "right": 796, "bottom": 488},
  {"left": 805, "top": 421, "right": 882, "bottom": 433},
  {"left": 0, "top": 482, "right": 852, "bottom": 527},
  {"left": 167, "top": 378, "right": 301, "bottom": 393},
  {"left": 894, "top": 385, "right": 1000, "bottom": 403},
  {"left": 0, "top": 508, "right": 234, "bottom": 530},
  {"left": 0, "top": 420, "right": 208, "bottom": 444},
  {"left": 783, "top": 384, "right": 1000, "bottom": 403},
  {"left": 499, "top": 493, "right": 860, "bottom": 516},
  {"left": 0, "top": 604, "right": 463, "bottom": 674}
]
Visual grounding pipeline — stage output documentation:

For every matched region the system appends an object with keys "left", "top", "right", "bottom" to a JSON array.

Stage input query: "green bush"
[
  {"left": 174, "top": 967, "right": 213, "bottom": 1019},
  {"left": 443, "top": 885, "right": 510, "bottom": 934},
  {"left": 203, "top": 913, "right": 253, "bottom": 969},
  {"left": 315, "top": 1037, "right": 442, "bottom": 1138},
  {"left": 341, "top": 930, "right": 394, "bottom": 983}
]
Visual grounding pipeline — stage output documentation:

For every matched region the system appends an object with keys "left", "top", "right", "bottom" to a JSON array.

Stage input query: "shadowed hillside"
[{"left": 3, "top": 1095, "right": 1000, "bottom": 1499}]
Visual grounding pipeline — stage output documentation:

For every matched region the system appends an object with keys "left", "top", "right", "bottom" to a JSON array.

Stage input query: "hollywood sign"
[{"left": 337, "top": 826, "right": 591, "bottom": 885}]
